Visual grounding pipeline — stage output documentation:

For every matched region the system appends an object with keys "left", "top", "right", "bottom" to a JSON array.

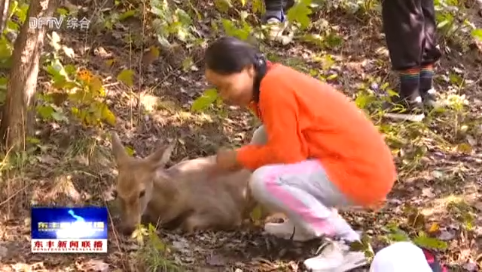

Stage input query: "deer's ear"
[
  {"left": 111, "top": 132, "right": 130, "bottom": 166},
  {"left": 145, "top": 143, "right": 175, "bottom": 170}
]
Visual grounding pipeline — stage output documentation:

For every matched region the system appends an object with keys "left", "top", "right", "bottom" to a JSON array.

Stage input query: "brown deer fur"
[{"left": 110, "top": 132, "right": 260, "bottom": 235}]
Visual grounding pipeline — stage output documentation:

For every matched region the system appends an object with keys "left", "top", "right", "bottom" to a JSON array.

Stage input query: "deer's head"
[{"left": 110, "top": 132, "right": 174, "bottom": 235}]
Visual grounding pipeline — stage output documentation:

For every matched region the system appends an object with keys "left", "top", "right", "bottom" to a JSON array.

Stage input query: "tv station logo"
[{"left": 31, "top": 207, "right": 108, "bottom": 253}]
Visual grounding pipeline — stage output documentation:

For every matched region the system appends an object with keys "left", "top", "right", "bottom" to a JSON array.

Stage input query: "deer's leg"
[{"left": 181, "top": 211, "right": 242, "bottom": 233}]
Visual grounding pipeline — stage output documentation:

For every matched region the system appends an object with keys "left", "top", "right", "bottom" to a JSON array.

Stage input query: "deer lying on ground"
[{"left": 110, "top": 132, "right": 261, "bottom": 235}]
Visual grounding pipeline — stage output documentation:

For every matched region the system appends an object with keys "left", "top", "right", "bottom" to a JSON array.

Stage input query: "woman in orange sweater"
[{"left": 204, "top": 36, "right": 397, "bottom": 271}]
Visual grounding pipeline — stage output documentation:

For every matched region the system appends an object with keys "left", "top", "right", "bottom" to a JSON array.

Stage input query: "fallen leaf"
[
  {"left": 62, "top": 45, "right": 75, "bottom": 58},
  {"left": 387, "top": 198, "right": 402, "bottom": 205},
  {"left": 105, "top": 59, "right": 115, "bottom": 67},
  {"left": 206, "top": 254, "right": 227, "bottom": 266},
  {"left": 457, "top": 143, "right": 473, "bottom": 154},
  {"left": 0, "top": 245, "right": 8, "bottom": 260},
  {"left": 473, "top": 202, "right": 482, "bottom": 212},
  {"left": 466, "top": 135, "right": 477, "bottom": 146},
  {"left": 438, "top": 230, "right": 455, "bottom": 241},
  {"left": 413, "top": 235, "right": 448, "bottom": 250},
  {"left": 428, "top": 222, "right": 440, "bottom": 233},
  {"left": 422, "top": 187, "right": 435, "bottom": 198},
  {"left": 431, "top": 170, "right": 445, "bottom": 179},
  {"left": 172, "top": 238, "right": 191, "bottom": 254},
  {"left": 462, "top": 261, "right": 478, "bottom": 271},
  {"left": 84, "top": 259, "right": 110, "bottom": 272},
  {"left": 37, "top": 155, "right": 58, "bottom": 165}
]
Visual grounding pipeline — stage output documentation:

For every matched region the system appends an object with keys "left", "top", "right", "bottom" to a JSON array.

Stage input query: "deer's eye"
[
  {"left": 139, "top": 190, "right": 145, "bottom": 198},
  {"left": 112, "top": 190, "right": 118, "bottom": 198}
]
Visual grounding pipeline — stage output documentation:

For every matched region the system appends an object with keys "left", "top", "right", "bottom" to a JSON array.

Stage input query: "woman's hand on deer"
[{"left": 214, "top": 148, "right": 242, "bottom": 173}]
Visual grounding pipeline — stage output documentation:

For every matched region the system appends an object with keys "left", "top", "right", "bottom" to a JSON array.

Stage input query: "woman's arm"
[{"left": 236, "top": 83, "right": 306, "bottom": 170}]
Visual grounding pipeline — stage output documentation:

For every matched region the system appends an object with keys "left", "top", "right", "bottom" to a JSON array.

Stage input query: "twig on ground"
[
  {"left": 106, "top": 200, "right": 128, "bottom": 270},
  {"left": 0, "top": 182, "right": 30, "bottom": 207}
]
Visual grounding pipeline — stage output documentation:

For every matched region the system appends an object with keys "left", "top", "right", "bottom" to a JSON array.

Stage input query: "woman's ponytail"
[{"left": 252, "top": 53, "right": 267, "bottom": 102}]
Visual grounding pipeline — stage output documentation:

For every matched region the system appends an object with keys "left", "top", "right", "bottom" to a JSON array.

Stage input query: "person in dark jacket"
[{"left": 381, "top": 0, "right": 443, "bottom": 122}]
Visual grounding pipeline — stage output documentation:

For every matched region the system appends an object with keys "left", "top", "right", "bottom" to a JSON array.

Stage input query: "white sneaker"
[
  {"left": 303, "top": 240, "right": 367, "bottom": 272},
  {"left": 264, "top": 220, "right": 317, "bottom": 242},
  {"left": 266, "top": 18, "right": 286, "bottom": 39}
]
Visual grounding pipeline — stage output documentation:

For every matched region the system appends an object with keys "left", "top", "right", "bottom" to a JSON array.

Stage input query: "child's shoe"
[
  {"left": 421, "top": 88, "right": 445, "bottom": 109},
  {"left": 382, "top": 95, "right": 425, "bottom": 122},
  {"left": 264, "top": 219, "right": 318, "bottom": 242},
  {"left": 262, "top": 11, "right": 287, "bottom": 42},
  {"left": 303, "top": 240, "right": 367, "bottom": 272}
]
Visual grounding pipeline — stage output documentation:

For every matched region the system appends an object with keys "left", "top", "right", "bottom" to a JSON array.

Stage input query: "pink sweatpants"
[{"left": 249, "top": 126, "right": 360, "bottom": 241}]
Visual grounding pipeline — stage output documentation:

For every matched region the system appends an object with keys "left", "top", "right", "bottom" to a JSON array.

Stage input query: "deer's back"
[{"left": 166, "top": 157, "right": 253, "bottom": 215}]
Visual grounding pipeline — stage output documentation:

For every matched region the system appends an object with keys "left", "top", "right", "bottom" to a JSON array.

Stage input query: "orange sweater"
[{"left": 236, "top": 63, "right": 396, "bottom": 206}]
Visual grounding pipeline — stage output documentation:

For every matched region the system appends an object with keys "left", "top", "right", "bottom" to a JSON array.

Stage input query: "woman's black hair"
[{"left": 204, "top": 36, "right": 267, "bottom": 102}]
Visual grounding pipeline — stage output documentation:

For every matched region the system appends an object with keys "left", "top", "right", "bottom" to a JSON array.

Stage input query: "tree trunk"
[
  {"left": 0, "top": 0, "right": 10, "bottom": 34},
  {"left": 0, "top": 0, "right": 58, "bottom": 151}
]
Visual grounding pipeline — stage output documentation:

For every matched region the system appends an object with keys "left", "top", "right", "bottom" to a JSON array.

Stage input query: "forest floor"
[{"left": 0, "top": 0, "right": 482, "bottom": 271}]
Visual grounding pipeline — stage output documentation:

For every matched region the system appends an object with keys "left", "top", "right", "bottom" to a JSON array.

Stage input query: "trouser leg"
[
  {"left": 264, "top": 0, "right": 284, "bottom": 11},
  {"left": 382, "top": 0, "right": 424, "bottom": 101},
  {"left": 420, "top": 0, "right": 442, "bottom": 96},
  {"left": 250, "top": 160, "right": 360, "bottom": 242}
]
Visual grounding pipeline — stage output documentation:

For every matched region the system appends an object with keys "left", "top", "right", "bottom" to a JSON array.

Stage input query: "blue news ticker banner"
[{"left": 31, "top": 207, "right": 108, "bottom": 240}]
